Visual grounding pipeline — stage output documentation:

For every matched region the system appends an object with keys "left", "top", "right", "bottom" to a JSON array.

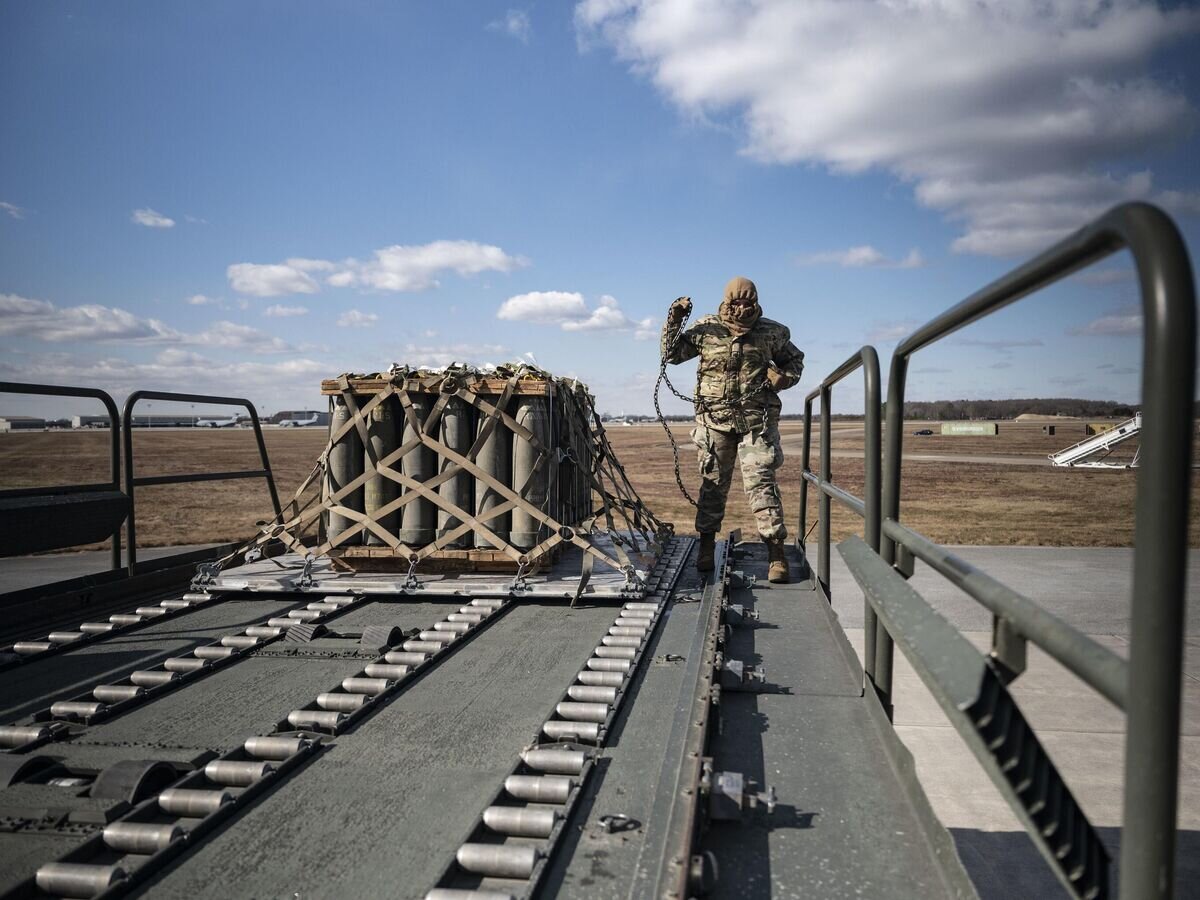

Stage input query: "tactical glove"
[
  {"left": 766, "top": 366, "right": 789, "bottom": 391},
  {"left": 667, "top": 296, "right": 692, "bottom": 326}
]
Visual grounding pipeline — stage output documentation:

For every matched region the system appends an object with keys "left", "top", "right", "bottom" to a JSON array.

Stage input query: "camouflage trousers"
[{"left": 691, "top": 420, "right": 786, "bottom": 540}]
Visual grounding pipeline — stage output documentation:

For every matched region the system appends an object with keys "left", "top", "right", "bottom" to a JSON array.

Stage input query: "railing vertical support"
[
  {"left": 798, "top": 395, "right": 813, "bottom": 549},
  {"left": 818, "top": 385, "right": 832, "bottom": 597},
  {"left": 1119, "top": 208, "right": 1195, "bottom": 899},
  {"left": 123, "top": 391, "right": 282, "bottom": 575},
  {"left": 877, "top": 353, "right": 907, "bottom": 718},
  {"left": 861, "top": 348, "right": 883, "bottom": 696}
]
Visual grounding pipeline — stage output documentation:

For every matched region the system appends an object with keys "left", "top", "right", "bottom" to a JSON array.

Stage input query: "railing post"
[
  {"left": 875, "top": 354, "right": 907, "bottom": 719},
  {"left": 1118, "top": 205, "right": 1194, "bottom": 899},
  {"left": 799, "top": 396, "right": 813, "bottom": 547},
  {"left": 818, "top": 384, "right": 832, "bottom": 597},
  {"left": 122, "top": 390, "right": 282, "bottom": 577},
  {"left": 861, "top": 349, "right": 882, "bottom": 692},
  {"left": 248, "top": 405, "right": 282, "bottom": 519},
  {"left": 122, "top": 402, "right": 138, "bottom": 575}
]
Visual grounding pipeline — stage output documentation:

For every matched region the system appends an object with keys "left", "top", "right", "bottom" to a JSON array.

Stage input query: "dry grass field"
[{"left": 1, "top": 418, "right": 1196, "bottom": 551}]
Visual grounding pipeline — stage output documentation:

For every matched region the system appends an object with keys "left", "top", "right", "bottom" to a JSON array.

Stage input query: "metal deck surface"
[
  {"left": 5, "top": 541, "right": 1162, "bottom": 899},
  {"left": 539, "top": 563, "right": 713, "bottom": 898},
  {"left": 61, "top": 600, "right": 465, "bottom": 752},
  {"left": 699, "top": 543, "right": 972, "bottom": 899},
  {"left": 133, "top": 600, "right": 629, "bottom": 899},
  {"left": 536, "top": 544, "right": 971, "bottom": 899},
  {"left": 0, "top": 598, "right": 304, "bottom": 722}
]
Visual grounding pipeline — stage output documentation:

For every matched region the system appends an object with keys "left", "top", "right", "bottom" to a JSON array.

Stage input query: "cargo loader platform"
[{"left": 0, "top": 537, "right": 980, "bottom": 899}]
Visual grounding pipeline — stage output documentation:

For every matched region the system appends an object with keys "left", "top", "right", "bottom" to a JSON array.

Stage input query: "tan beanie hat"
[{"left": 724, "top": 276, "right": 758, "bottom": 303}]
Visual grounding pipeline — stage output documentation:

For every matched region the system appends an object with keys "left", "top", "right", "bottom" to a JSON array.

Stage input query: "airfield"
[{"left": 0, "top": 418, "right": 1187, "bottom": 553}]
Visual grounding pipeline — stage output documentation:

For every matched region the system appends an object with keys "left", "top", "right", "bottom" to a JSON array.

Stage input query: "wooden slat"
[
  {"left": 320, "top": 377, "right": 557, "bottom": 397},
  {"left": 327, "top": 543, "right": 561, "bottom": 574}
]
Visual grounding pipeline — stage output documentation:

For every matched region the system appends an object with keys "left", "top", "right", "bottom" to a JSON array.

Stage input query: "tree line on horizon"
[{"left": 634, "top": 397, "right": 1142, "bottom": 423}]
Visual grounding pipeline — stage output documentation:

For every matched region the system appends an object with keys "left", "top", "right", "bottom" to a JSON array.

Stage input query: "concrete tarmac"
[
  {"left": 821, "top": 545, "right": 1199, "bottom": 898},
  {"left": 778, "top": 434, "right": 1051, "bottom": 467}
]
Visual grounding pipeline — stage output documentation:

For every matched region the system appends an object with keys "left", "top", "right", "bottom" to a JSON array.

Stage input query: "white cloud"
[
  {"left": 0, "top": 293, "right": 182, "bottom": 343},
  {"left": 227, "top": 262, "right": 321, "bottom": 297},
  {"left": 1070, "top": 310, "right": 1142, "bottom": 336},
  {"left": 337, "top": 309, "right": 378, "bottom": 328},
  {"left": 1, "top": 201, "right": 26, "bottom": 220},
  {"left": 577, "top": 0, "right": 1200, "bottom": 258},
  {"left": 286, "top": 258, "right": 338, "bottom": 273},
  {"left": 336, "top": 240, "right": 529, "bottom": 292},
  {"left": 0, "top": 293, "right": 294, "bottom": 353},
  {"left": 1157, "top": 189, "right": 1200, "bottom": 215},
  {"left": 1076, "top": 268, "right": 1133, "bottom": 286},
  {"left": 497, "top": 291, "right": 656, "bottom": 339},
  {"left": 958, "top": 337, "right": 1045, "bottom": 351},
  {"left": 498, "top": 291, "right": 590, "bottom": 324},
  {"left": 798, "top": 245, "right": 924, "bottom": 268},
  {"left": 399, "top": 342, "right": 510, "bottom": 369},
  {"left": 7, "top": 351, "right": 330, "bottom": 412},
  {"left": 489, "top": 9, "right": 532, "bottom": 43},
  {"left": 228, "top": 240, "right": 527, "bottom": 295},
  {"left": 866, "top": 319, "right": 919, "bottom": 343},
  {"left": 187, "top": 294, "right": 221, "bottom": 306},
  {"left": 131, "top": 207, "right": 175, "bottom": 229},
  {"left": 263, "top": 304, "right": 309, "bottom": 318},
  {"left": 194, "top": 321, "right": 291, "bottom": 354}
]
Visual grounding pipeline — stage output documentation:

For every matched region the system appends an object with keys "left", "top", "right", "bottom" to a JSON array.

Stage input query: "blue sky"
[{"left": 2, "top": 1, "right": 1198, "bottom": 418}]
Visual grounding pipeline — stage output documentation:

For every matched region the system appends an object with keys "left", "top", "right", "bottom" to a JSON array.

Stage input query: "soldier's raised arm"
[
  {"left": 661, "top": 296, "right": 699, "bottom": 365},
  {"left": 767, "top": 328, "right": 805, "bottom": 390}
]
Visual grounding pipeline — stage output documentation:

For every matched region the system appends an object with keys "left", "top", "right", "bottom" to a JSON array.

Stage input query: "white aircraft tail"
[{"left": 1048, "top": 413, "right": 1141, "bottom": 468}]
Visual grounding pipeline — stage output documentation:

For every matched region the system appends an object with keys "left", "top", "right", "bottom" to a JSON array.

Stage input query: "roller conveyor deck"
[
  {"left": 0, "top": 598, "right": 307, "bottom": 723},
  {"left": 0, "top": 537, "right": 977, "bottom": 899}
]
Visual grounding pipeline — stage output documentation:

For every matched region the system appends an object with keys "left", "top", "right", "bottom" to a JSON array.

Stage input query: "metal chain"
[{"left": 654, "top": 305, "right": 771, "bottom": 509}]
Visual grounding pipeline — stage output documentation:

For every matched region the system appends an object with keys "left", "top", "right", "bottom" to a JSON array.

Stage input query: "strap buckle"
[
  {"left": 191, "top": 562, "right": 221, "bottom": 589},
  {"left": 509, "top": 559, "right": 531, "bottom": 594},
  {"left": 298, "top": 554, "right": 316, "bottom": 589},
  {"left": 402, "top": 557, "right": 422, "bottom": 591}
]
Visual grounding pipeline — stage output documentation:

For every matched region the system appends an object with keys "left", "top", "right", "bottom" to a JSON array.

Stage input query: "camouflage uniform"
[{"left": 662, "top": 294, "right": 804, "bottom": 541}]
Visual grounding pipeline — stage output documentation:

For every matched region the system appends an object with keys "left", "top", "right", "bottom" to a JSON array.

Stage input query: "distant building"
[
  {"left": 0, "top": 416, "right": 46, "bottom": 432},
  {"left": 127, "top": 413, "right": 198, "bottom": 428},
  {"left": 72, "top": 415, "right": 114, "bottom": 429}
]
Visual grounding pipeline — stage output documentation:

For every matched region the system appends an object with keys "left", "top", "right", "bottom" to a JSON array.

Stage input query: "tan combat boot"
[
  {"left": 766, "top": 539, "right": 789, "bottom": 584},
  {"left": 696, "top": 533, "right": 716, "bottom": 572}
]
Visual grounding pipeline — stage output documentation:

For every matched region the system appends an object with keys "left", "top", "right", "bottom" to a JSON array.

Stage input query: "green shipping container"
[{"left": 940, "top": 422, "right": 998, "bottom": 436}]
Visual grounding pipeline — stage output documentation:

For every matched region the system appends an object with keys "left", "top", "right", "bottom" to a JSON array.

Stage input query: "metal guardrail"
[
  {"left": 797, "top": 347, "right": 887, "bottom": 707},
  {"left": 0, "top": 381, "right": 124, "bottom": 570},
  {"left": 800, "top": 202, "right": 1194, "bottom": 899},
  {"left": 122, "top": 390, "right": 282, "bottom": 574}
]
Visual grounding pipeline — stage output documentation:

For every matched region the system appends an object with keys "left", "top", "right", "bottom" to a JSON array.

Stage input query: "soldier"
[{"left": 662, "top": 276, "right": 804, "bottom": 583}]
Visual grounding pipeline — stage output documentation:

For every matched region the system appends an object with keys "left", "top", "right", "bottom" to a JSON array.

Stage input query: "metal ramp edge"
[
  {"left": 839, "top": 535, "right": 1109, "bottom": 900},
  {"left": 756, "top": 543, "right": 979, "bottom": 900}
]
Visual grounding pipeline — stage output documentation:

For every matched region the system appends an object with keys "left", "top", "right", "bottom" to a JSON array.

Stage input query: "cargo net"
[{"left": 212, "top": 363, "right": 671, "bottom": 589}]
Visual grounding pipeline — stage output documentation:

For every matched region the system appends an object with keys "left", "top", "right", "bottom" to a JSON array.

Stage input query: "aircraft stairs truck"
[
  {"left": 0, "top": 203, "right": 1193, "bottom": 899},
  {"left": 1048, "top": 414, "right": 1143, "bottom": 468}
]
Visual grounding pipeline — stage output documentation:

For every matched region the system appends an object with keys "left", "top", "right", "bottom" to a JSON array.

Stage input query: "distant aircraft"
[
  {"left": 196, "top": 414, "right": 243, "bottom": 428},
  {"left": 278, "top": 413, "right": 320, "bottom": 427}
]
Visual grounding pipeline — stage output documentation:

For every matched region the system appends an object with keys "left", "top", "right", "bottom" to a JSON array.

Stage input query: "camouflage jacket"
[{"left": 663, "top": 314, "right": 805, "bottom": 433}]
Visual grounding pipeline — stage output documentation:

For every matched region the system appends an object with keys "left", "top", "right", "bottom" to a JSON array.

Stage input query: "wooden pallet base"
[{"left": 327, "top": 544, "right": 560, "bottom": 574}]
